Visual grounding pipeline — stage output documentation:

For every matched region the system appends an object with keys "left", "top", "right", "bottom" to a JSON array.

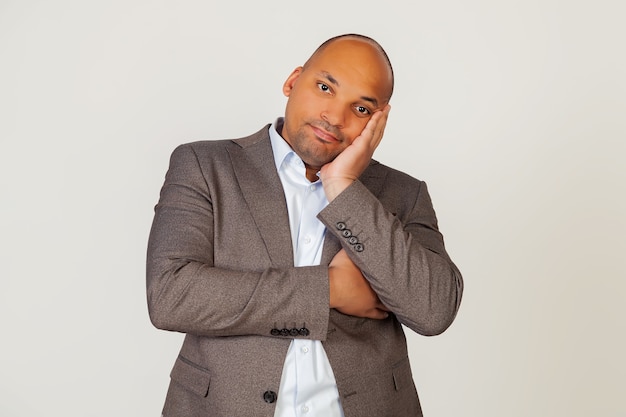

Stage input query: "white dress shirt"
[{"left": 269, "top": 119, "right": 344, "bottom": 417}]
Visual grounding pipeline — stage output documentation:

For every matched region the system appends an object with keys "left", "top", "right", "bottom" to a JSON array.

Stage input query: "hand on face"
[{"left": 319, "top": 104, "right": 391, "bottom": 201}]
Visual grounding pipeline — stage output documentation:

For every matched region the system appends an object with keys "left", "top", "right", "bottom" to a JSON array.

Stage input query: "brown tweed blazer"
[{"left": 147, "top": 125, "right": 463, "bottom": 417}]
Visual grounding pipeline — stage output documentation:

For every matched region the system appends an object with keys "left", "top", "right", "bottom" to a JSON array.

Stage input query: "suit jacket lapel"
[{"left": 227, "top": 126, "right": 295, "bottom": 268}]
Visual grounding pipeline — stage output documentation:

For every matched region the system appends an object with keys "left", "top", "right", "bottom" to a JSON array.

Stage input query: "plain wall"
[{"left": 1, "top": 1, "right": 624, "bottom": 416}]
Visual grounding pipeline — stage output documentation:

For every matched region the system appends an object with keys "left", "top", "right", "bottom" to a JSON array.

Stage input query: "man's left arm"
[
  {"left": 318, "top": 177, "right": 463, "bottom": 336},
  {"left": 318, "top": 106, "right": 463, "bottom": 336}
]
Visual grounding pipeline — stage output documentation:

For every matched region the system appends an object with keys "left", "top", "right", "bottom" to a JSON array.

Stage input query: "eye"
[
  {"left": 355, "top": 105, "right": 371, "bottom": 116},
  {"left": 317, "top": 82, "right": 331, "bottom": 94}
]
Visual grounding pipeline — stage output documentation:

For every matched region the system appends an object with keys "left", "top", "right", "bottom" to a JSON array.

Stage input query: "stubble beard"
[{"left": 284, "top": 120, "right": 346, "bottom": 171}]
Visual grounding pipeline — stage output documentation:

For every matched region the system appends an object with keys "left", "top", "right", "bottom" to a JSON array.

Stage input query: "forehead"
[{"left": 306, "top": 38, "right": 392, "bottom": 103}]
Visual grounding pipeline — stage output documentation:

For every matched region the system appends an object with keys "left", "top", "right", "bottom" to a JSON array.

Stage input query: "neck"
[{"left": 305, "top": 165, "right": 319, "bottom": 182}]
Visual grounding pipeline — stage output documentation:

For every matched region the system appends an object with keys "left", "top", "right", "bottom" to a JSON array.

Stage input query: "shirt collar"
[
  {"left": 269, "top": 117, "right": 297, "bottom": 172},
  {"left": 269, "top": 118, "right": 322, "bottom": 182}
]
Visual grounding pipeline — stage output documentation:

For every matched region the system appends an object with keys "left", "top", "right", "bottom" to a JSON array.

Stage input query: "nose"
[{"left": 320, "top": 102, "right": 345, "bottom": 128}]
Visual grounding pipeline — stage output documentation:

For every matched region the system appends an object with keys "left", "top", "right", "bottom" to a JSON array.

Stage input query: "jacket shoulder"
[
  {"left": 166, "top": 125, "right": 271, "bottom": 168},
  {"left": 177, "top": 124, "right": 271, "bottom": 153},
  {"left": 365, "top": 159, "right": 425, "bottom": 187}
]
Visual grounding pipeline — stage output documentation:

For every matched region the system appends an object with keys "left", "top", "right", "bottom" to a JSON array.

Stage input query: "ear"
[{"left": 282, "top": 66, "right": 303, "bottom": 97}]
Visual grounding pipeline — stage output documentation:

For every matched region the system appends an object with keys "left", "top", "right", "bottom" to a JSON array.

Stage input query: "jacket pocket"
[
  {"left": 170, "top": 355, "right": 212, "bottom": 398},
  {"left": 392, "top": 356, "right": 413, "bottom": 392}
]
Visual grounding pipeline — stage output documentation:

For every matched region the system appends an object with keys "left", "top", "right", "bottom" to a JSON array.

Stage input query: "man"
[{"left": 147, "top": 34, "right": 463, "bottom": 417}]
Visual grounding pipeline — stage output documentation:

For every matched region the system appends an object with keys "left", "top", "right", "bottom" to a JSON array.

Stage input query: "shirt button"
[
  {"left": 301, "top": 346, "right": 309, "bottom": 354},
  {"left": 301, "top": 405, "right": 310, "bottom": 413},
  {"left": 303, "top": 235, "right": 311, "bottom": 244},
  {"left": 310, "top": 184, "right": 317, "bottom": 191}
]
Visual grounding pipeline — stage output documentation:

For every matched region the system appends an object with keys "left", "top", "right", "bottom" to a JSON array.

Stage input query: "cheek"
[
  {"left": 290, "top": 96, "right": 320, "bottom": 120},
  {"left": 344, "top": 118, "right": 369, "bottom": 142}
]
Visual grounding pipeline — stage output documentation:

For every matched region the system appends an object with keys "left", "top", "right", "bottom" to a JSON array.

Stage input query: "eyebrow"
[{"left": 319, "top": 71, "right": 380, "bottom": 108}]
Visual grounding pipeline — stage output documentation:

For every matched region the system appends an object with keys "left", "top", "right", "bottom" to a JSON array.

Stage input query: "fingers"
[
  {"left": 365, "top": 308, "right": 390, "bottom": 320},
  {"left": 357, "top": 104, "right": 391, "bottom": 150},
  {"left": 373, "top": 104, "right": 391, "bottom": 147},
  {"left": 329, "top": 248, "right": 349, "bottom": 268},
  {"left": 329, "top": 249, "right": 392, "bottom": 320}
]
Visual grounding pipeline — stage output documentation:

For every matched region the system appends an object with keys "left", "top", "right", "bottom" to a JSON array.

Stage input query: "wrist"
[{"left": 322, "top": 177, "right": 354, "bottom": 202}]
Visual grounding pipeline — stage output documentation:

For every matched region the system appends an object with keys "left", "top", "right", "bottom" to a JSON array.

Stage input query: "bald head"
[{"left": 304, "top": 34, "right": 395, "bottom": 101}]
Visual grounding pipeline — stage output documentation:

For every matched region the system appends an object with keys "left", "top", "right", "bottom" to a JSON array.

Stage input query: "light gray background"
[{"left": 1, "top": 1, "right": 624, "bottom": 416}]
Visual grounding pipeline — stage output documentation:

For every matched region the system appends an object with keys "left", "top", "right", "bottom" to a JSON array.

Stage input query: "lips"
[{"left": 310, "top": 125, "right": 339, "bottom": 143}]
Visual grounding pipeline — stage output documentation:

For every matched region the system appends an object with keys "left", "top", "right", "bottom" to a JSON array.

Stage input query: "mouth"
[{"left": 309, "top": 124, "right": 339, "bottom": 143}]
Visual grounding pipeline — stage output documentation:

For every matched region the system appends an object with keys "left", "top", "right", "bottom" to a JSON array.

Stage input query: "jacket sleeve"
[
  {"left": 146, "top": 144, "right": 330, "bottom": 340},
  {"left": 317, "top": 176, "right": 463, "bottom": 336}
]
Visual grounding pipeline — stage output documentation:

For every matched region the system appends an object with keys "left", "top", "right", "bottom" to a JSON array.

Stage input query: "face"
[{"left": 281, "top": 38, "right": 393, "bottom": 173}]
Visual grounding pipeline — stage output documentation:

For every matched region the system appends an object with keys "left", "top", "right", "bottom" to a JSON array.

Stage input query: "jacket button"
[
  {"left": 299, "top": 327, "right": 310, "bottom": 336},
  {"left": 263, "top": 390, "right": 277, "bottom": 403},
  {"left": 280, "top": 328, "right": 290, "bottom": 336},
  {"left": 348, "top": 236, "right": 358, "bottom": 245},
  {"left": 289, "top": 328, "right": 300, "bottom": 336},
  {"left": 336, "top": 222, "right": 347, "bottom": 230},
  {"left": 341, "top": 229, "right": 352, "bottom": 238},
  {"left": 270, "top": 328, "right": 280, "bottom": 336},
  {"left": 354, "top": 243, "right": 364, "bottom": 252}
]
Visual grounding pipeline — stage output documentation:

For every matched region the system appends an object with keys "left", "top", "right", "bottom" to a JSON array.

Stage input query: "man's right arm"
[{"left": 146, "top": 144, "right": 331, "bottom": 340}]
